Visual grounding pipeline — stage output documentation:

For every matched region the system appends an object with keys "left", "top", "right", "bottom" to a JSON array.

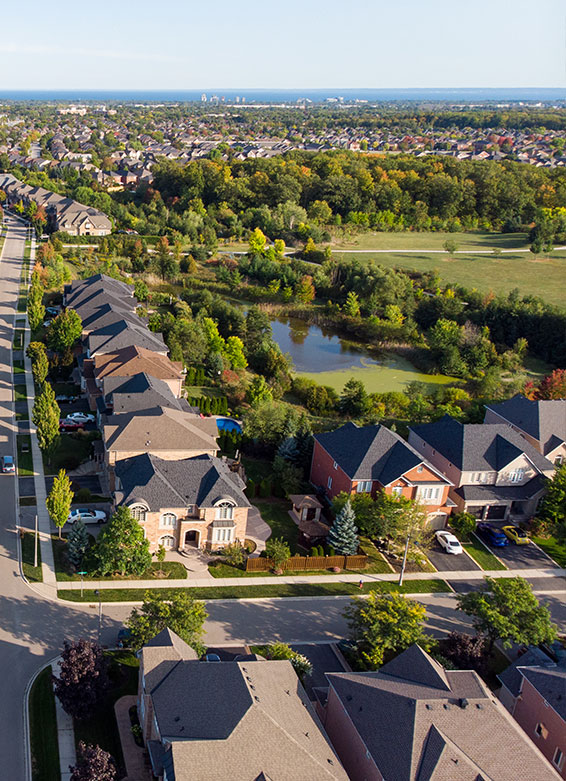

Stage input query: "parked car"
[
  {"left": 477, "top": 523, "right": 509, "bottom": 547},
  {"left": 204, "top": 653, "right": 221, "bottom": 662},
  {"left": 45, "top": 306, "right": 60, "bottom": 317},
  {"left": 65, "top": 412, "right": 95, "bottom": 424},
  {"left": 502, "top": 525, "right": 530, "bottom": 545},
  {"left": 55, "top": 394, "right": 78, "bottom": 404},
  {"left": 1, "top": 455, "right": 15, "bottom": 473},
  {"left": 67, "top": 508, "right": 107, "bottom": 525},
  {"left": 59, "top": 418, "right": 84, "bottom": 431},
  {"left": 42, "top": 320, "right": 52, "bottom": 328},
  {"left": 117, "top": 628, "right": 132, "bottom": 648},
  {"left": 435, "top": 530, "right": 463, "bottom": 554}
]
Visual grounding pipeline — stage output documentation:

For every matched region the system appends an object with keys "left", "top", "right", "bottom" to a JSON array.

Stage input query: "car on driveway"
[
  {"left": 65, "top": 412, "right": 95, "bottom": 424},
  {"left": 45, "top": 306, "right": 60, "bottom": 317},
  {"left": 435, "top": 530, "right": 463, "bottom": 554},
  {"left": 59, "top": 418, "right": 84, "bottom": 431},
  {"left": 1, "top": 455, "right": 15, "bottom": 473},
  {"left": 502, "top": 525, "right": 530, "bottom": 545},
  {"left": 55, "top": 394, "right": 78, "bottom": 404},
  {"left": 67, "top": 508, "right": 107, "bottom": 525},
  {"left": 477, "top": 522, "right": 509, "bottom": 547}
]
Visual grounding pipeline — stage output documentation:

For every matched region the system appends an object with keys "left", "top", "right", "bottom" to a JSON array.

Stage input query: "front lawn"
[
  {"left": 532, "top": 536, "right": 566, "bottom": 568},
  {"left": 74, "top": 651, "right": 139, "bottom": 774},
  {"left": 17, "top": 434, "right": 34, "bottom": 475},
  {"left": 13, "top": 359, "right": 25, "bottom": 374},
  {"left": 42, "top": 433, "right": 95, "bottom": 474},
  {"left": 29, "top": 666, "right": 60, "bottom": 781},
  {"left": 465, "top": 535, "right": 507, "bottom": 571},
  {"left": 22, "top": 531, "right": 43, "bottom": 582},
  {"left": 58, "top": 578, "right": 451, "bottom": 603}
]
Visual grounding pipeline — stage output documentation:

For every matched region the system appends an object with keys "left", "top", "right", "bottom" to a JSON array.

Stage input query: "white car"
[
  {"left": 435, "top": 530, "right": 463, "bottom": 555},
  {"left": 65, "top": 412, "right": 95, "bottom": 424},
  {"left": 67, "top": 508, "right": 107, "bottom": 525}
]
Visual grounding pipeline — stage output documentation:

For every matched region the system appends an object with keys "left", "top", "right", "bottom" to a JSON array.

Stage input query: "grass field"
[
  {"left": 464, "top": 535, "right": 507, "bottom": 571},
  {"left": 58, "top": 578, "right": 451, "bottom": 602},
  {"left": 17, "top": 434, "right": 34, "bottom": 476},
  {"left": 29, "top": 666, "right": 60, "bottom": 781},
  {"left": 532, "top": 536, "right": 566, "bottom": 568},
  {"left": 328, "top": 230, "right": 530, "bottom": 252}
]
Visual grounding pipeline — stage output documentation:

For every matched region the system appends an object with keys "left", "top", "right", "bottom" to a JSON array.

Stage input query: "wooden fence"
[{"left": 246, "top": 553, "right": 368, "bottom": 572}]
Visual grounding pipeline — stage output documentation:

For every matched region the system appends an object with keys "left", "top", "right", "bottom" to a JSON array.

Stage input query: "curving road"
[{"left": 1, "top": 217, "right": 566, "bottom": 779}]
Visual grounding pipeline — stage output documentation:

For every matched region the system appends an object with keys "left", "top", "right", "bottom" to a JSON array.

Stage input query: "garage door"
[
  {"left": 486, "top": 505, "right": 506, "bottom": 520},
  {"left": 427, "top": 513, "right": 447, "bottom": 530}
]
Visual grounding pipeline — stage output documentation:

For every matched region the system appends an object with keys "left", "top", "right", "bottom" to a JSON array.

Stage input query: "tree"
[
  {"left": 246, "top": 375, "right": 273, "bottom": 407},
  {"left": 536, "top": 464, "right": 566, "bottom": 541},
  {"left": 27, "top": 273, "right": 45, "bottom": 332},
  {"left": 264, "top": 642, "right": 313, "bottom": 680},
  {"left": 534, "top": 369, "right": 566, "bottom": 400},
  {"left": 46, "top": 469, "right": 74, "bottom": 539},
  {"left": 344, "top": 592, "right": 429, "bottom": 669},
  {"left": 70, "top": 742, "right": 117, "bottom": 781},
  {"left": 52, "top": 640, "right": 108, "bottom": 721},
  {"left": 339, "top": 377, "right": 369, "bottom": 418},
  {"left": 343, "top": 291, "right": 361, "bottom": 318},
  {"left": 272, "top": 454, "right": 303, "bottom": 495},
  {"left": 265, "top": 537, "right": 291, "bottom": 570},
  {"left": 443, "top": 239, "right": 459, "bottom": 255},
  {"left": 67, "top": 519, "right": 89, "bottom": 569},
  {"left": 248, "top": 227, "right": 267, "bottom": 256},
  {"left": 328, "top": 500, "right": 359, "bottom": 555},
  {"left": 32, "top": 382, "right": 60, "bottom": 458},
  {"left": 94, "top": 506, "right": 152, "bottom": 576},
  {"left": 27, "top": 340, "right": 49, "bottom": 385},
  {"left": 456, "top": 577, "right": 557, "bottom": 653},
  {"left": 154, "top": 236, "right": 178, "bottom": 280},
  {"left": 449, "top": 512, "right": 477, "bottom": 541},
  {"left": 294, "top": 275, "right": 316, "bottom": 304},
  {"left": 154, "top": 544, "right": 166, "bottom": 576},
  {"left": 224, "top": 336, "right": 247, "bottom": 369},
  {"left": 440, "top": 631, "right": 488, "bottom": 673},
  {"left": 48, "top": 309, "right": 82, "bottom": 352},
  {"left": 127, "top": 590, "right": 207, "bottom": 653}
]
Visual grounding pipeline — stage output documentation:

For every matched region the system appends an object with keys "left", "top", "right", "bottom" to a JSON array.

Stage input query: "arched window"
[
  {"left": 215, "top": 500, "right": 234, "bottom": 520},
  {"left": 159, "top": 535, "right": 175, "bottom": 550},
  {"left": 130, "top": 504, "right": 147, "bottom": 522},
  {"left": 160, "top": 513, "right": 177, "bottom": 529}
]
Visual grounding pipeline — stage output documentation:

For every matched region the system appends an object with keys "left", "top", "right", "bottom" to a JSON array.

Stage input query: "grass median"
[
  {"left": 464, "top": 535, "right": 507, "bottom": 571},
  {"left": 21, "top": 531, "right": 43, "bottom": 582},
  {"left": 57, "top": 578, "right": 451, "bottom": 603},
  {"left": 29, "top": 666, "right": 60, "bottom": 781}
]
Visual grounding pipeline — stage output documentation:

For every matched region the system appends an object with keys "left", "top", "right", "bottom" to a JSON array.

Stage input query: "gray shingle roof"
[
  {"left": 497, "top": 647, "right": 557, "bottom": 697},
  {"left": 486, "top": 395, "right": 566, "bottom": 456},
  {"left": 410, "top": 415, "right": 554, "bottom": 472},
  {"left": 454, "top": 475, "right": 546, "bottom": 503},
  {"left": 115, "top": 453, "right": 249, "bottom": 510},
  {"left": 315, "top": 422, "right": 447, "bottom": 485},
  {"left": 520, "top": 667, "right": 566, "bottom": 721},
  {"left": 104, "top": 373, "right": 186, "bottom": 414},
  {"left": 86, "top": 320, "right": 166, "bottom": 356}
]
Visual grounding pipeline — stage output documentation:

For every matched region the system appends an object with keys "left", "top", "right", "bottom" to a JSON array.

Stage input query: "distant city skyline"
[{"left": 1, "top": 0, "right": 564, "bottom": 91}]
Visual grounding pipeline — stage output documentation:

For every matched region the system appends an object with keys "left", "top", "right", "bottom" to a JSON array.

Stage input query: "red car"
[{"left": 59, "top": 418, "right": 84, "bottom": 431}]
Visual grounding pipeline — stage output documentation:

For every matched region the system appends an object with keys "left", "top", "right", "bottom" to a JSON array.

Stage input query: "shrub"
[
  {"left": 266, "top": 537, "right": 291, "bottom": 570},
  {"left": 246, "top": 478, "right": 256, "bottom": 498},
  {"left": 75, "top": 487, "right": 92, "bottom": 503},
  {"left": 222, "top": 543, "right": 245, "bottom": 567},
  {"left": 449, "top": 512, "right": 477, "bottom": 541},
  {"left": 259, "top": 478, "right": 271, "bottom": 498},
  {"left": 529, "top": 516, "right": 552, "bottom": 538}
]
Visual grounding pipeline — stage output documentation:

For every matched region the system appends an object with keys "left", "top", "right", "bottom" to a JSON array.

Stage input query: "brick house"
[
  {"left": 114, "top": 452, "right": 249, "bottom": 551},
  {"left": 310, "top": 422, "right": 453, "bottom": 527},
  {"left": 409, "top": 415, "right": 555, "bottom": 521},
  {"left": 315, "top": 644, "right": 560, "bottom": 780}
]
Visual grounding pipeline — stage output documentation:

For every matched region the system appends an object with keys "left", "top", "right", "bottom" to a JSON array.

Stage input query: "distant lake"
[{"left": 270, "top": 316, "right": 456, "bottom": 393}]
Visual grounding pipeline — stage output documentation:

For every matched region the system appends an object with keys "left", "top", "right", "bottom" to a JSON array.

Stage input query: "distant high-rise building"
[
  {"left": 235, "top": 96, "right": 240, "bottom": 103},
  {"left": 201, "top": 93, "right": 207, "bottom": 102}
]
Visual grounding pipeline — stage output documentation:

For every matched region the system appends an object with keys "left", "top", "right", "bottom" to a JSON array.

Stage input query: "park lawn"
[
  {"left": 42, "top": 433, "right": 93, "bottom": 474},
  {"left": 17, "top": 434, "right": 34, "bottom": 476},
  {"left": 74, "top": 651, "right": 139, "bottom": 774},
  {"left": 330, "top": 248, "right": 566, "bottom": 310},
  {"left": 328, "top": 230, "right": 530, "bottom": 252},
  {"left": 22, "top": 531, "right": 43, "bottom": 582},
  {"left": 58, "top": 578, "right": 451, "bottom": 603},
  {"left": 532, "top": 536, "right": 566, "bottom": 568},
  {"left": 464, "top": 536, "right": 507, "bottom": 571},
  {"left": 29, "top": 666, "right": 60, "bottom": 781},
  {"left": 14, "top": 384, "right": 27, "bottom": 401}
]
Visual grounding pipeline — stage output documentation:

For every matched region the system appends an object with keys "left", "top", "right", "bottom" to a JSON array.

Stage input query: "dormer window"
[
  {"left": 508, "top": 468, "right": 524, "bottom": 483},
  {"left": 215, "top": 500, "right": 234, "bottom": 520}
]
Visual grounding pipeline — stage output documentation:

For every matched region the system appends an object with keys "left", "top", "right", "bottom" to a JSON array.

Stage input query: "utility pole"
[
  {"left": 398, "top": 530, "right": 411, "bottom": 587},
  {"left": 94, "top": 589, "right": 102, "bottom": 644}
]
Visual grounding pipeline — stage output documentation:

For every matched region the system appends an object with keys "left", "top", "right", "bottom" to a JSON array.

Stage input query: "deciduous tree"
[
  {"left": 46, "top": 469, "right": 74, "bottom": 539},
  {"left": 70, "top": 742, "right": 116, "bottom": 781},
  {"left": 127, "top": 591, "right": 207, "bottom": 653},
  {"left": 52, "top": 640, "right": 108, "bottom": 721},
  {"left": 48, "top": 309, "right": 82, "bottom": 353},
  {"left": 94, "top": 506, "right": 152, "bottom": 576},
  {"left": 32, "top": 381, "right": 60, "bottom": 458}
]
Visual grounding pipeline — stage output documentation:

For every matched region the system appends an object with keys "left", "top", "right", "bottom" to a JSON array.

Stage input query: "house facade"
[
  {"left": 409, "top": 415, "right": 555, "bottom": 520},
  {"left": 311, "top": 422, "right": 453, "bottom": 527}
]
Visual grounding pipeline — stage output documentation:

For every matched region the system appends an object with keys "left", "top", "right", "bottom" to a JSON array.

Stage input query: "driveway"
[
  {"left": 479, "top": 535, "right": 558, "bottom": 569},
  {"left": 427, "top": 541, "right": 481, "bottom": 573},
  {"left": 19, "top": 474, "right": 102, "bottom": 497},
  {"left": 290, "top": 643, "right": 347, "bottom": 699}
]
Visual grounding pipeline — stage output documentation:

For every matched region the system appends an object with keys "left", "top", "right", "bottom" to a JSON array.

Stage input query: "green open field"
[{"left": 329, "top": 230, "right": 530, "bottom": 252}]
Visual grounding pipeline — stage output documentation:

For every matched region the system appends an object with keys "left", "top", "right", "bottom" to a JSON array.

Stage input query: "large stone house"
[
  {"left": 310, "top": 422, "right": 454, "bottom": 527},
  {"left": 485, "top": 395, "right": 566, "bottom": 466},
  {"left": 408, "top": 415, "right": 555, "bottom": 520},
  {"left": 114, "top": 452, "right": 249, "bottom": 551},
  {"left": 137, "top": 629, "right": 348, "bottom": 780}
]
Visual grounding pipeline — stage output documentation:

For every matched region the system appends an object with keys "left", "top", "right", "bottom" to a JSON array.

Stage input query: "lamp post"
[
  {"left": 94, "top": 589, "right": 102, "bottom": 644},
  {"left": 78, "top": 571, "right": 87, "bottom": 598},
  {"left": 398, "top": 530, "right": 411, "bottom": 587}
]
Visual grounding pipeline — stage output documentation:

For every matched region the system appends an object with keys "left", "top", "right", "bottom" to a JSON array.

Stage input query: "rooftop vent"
[{"left": 459, "top": 698, "right": 469, "bottom": 709}]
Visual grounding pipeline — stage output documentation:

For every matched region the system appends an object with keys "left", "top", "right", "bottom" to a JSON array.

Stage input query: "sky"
[{"left": 1, "top": 0, "right": 565, "bottom": 90}]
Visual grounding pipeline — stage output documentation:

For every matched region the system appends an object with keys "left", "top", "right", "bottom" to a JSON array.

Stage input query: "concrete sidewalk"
[
  {"left": 54, "top": 566, "right": 566, "bottom": 591},
  {"left": 52, "top": 657, "right": 76, "bottom": 781}
]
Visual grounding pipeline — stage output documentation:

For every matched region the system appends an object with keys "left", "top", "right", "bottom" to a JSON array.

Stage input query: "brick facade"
[{"left": 512, "top": 677, "right": 566, "bottom": 778}]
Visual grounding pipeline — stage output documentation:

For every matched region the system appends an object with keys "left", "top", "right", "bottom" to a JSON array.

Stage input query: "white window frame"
[
  {"left": 158, "top": 534, "right": 176, "bottom": 549},
  {"left": 553, "top": 748, "right": 564, "bottom": 770},
  {"left": 392, "top": 486, "right": 404, "bottom": 497},
  {"left": 130, "top": 504, "right": 147, "bottom": 522},
  {"left": 215, "top": 527, "right": 234, "bottom": 543},
  {"left": 160, "top": 512, "right": 177, "bottom": 529},
  {"left": 333, "top": 461, "right": 338, "bottom": 470},
  {"left": 214, "top": 501, "right": 235, "bottom": 520},
  {"left": 419, "top": 486, "right": 441, "bottom": 502},
  {"left": 555, "top": 455, "right": 564, "bottom": 466},
  {"left": 356, "top": 480, "right": 372, "bottom": 493},
  {"left": 508, "top": 468, "right": 525, "bottom": 483},
  {"left": 327, "top": 476, "right": 332, "bottom": 490}
]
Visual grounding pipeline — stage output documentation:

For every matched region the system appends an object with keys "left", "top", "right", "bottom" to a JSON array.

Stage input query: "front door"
[{"left": 184, "top": 530, "right": 199, "bottom": 548}]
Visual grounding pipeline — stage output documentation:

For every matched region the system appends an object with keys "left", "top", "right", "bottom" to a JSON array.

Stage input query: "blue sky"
[{"left": 1, "top": 0, "right": 564, "bottom": 89}]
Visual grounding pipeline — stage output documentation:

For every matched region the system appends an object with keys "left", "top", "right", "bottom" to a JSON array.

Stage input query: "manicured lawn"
[
  {"left": 74, "top": 651, "right": 139, "bottom": 774},
  {"left": 185, "top": 385, "right": 224, "bottom": 398},
  {"left": 464, "top": 535, "right": 507, "bottom": 571},
  {"left": 22, "top": 531, "right": 42, "bottom": 582},
  {"left": 329, "top": 230, "right": 529, "bottom": 252},
  {"left": 58, "top": 578, "right": 451, "bottom": 602},
  {"left": 359, "top": 536, "right": 393, "bottom": 573},
  {"left": 532, "top": 536, "right": 566, "bottom": 567},
  {"left": 14, "top": 384, "right": 27, "bottom": 401},
  {"left": 17, "top": 434, "right": 34, "bottom": 476},
  {"left": 42, "top": 433, "right": 94, "bottom": 474},
  {"left": 29, "top": 665, "right": 60, "bottom": 781},
  {"left": 254, "top": 498, "right": 297, "bottom": 549}
]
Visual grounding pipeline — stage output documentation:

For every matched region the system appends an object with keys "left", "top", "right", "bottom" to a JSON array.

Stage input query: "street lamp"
[{"left": 94, "top": 589, "right": 102, "bottom": 644}]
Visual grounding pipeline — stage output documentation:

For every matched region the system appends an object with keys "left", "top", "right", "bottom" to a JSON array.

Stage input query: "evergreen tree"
[
  {"left": 67, "top": 519, "right": 89, "bottom": 569},
  {"left": 328, "top": 500, "right": 359, "bottom": 555}
]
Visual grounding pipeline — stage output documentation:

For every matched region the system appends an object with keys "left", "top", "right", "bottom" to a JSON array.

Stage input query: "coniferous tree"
[
  {"left": 328, "top": 500, "right": 359, "bottom": 555},
  {"left": 67, "top": 519, "right": 89, "bottom": 569}
]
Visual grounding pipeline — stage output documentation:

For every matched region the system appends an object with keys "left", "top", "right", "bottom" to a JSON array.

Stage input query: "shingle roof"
[
  {"left": 104, "top": 373, "right": 186, "bottom": 414},
  {"left": 93, "top": 346, "right": 183, "bottom": 382},
  {"left": 520, "top": 667, "right": 566, "bottom": 721},
  {"left": 497, "top": 647, "right": 557, "bottom": 697},
  {"left": 104, "top": 407, "right": 218, "bottom": 455},
  {"left": 486, "top": 395, "right": 566, "bottom": 456},
  {"left": 115, "top": 453, "right": 249, "bottom": 510},
  {"left": 314, "top": 422, "right": 448, "bottom": 485},
  {"left": 454, "top": 475, "right": 546, "bottom": 503},
  {"left": 410, "top": 415, "right": 554, "bottom": 472},
  {"left": 86, "top": 320, "right": 166, "bottom": 356},
  {"left": 326, "top": 645, "right": 559, "bottom": 781}
]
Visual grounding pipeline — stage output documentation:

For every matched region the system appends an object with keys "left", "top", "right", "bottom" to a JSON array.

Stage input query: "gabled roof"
[
  {"left": 410, "top": 416, "right": 554, "bottom": 473},
  {"left": 93, "top": 345, "right": 183, "bottom": 383},
  {"left": 519, "top": 667, "right": 566, "bottom": 721},
  {"left": 314, "top": 422, "right": 449, "bottom": 485},
  {"left": 115, "top": 452, "right": 249, "bottom": 510},
  {"left": 81, "top": 305, "right": 143, "bottom": 334},
  {"left": 104, "top": 372, "right": 186, "bottom": 414},
  {"left": 86, "top": 320, "right": 166, "bottom": 356},
  {"left": 486, "top": 395, "right": 566, "bottom": 456},
  {"left": 104, "top": 407, "right": 218, "bottom": 455},
  {"left": 379, "top": 643, "right": 451, "bottom": 691}
]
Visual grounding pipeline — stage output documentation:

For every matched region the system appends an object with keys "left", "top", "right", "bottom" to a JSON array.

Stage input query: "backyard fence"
[{"left": 246, "top": 553, "right": 368, "bottom": 572}]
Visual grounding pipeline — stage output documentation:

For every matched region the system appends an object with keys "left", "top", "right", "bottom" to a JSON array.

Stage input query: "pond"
[{"left": 270, "top": 316, "right": 456, "bottom": 393}]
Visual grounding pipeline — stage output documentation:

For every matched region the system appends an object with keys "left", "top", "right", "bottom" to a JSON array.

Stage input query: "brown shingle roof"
[{"left": 93, "top": 345, "right": 183, "bottom": 382}]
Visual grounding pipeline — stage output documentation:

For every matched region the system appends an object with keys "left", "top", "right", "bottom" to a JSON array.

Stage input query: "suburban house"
[
  {"left": 64, "top": 274, "right": 134, "bottom": 309},
  {"left": 96, "top": 372, "right": 192, "bottom": 418},
  {"left": 102, "top": 406, "right": 218, "bottom": 468},
  {"left": 114, "top": 452, "right": 250, "bottom": 551},
  {"left": 409, "top": 416, "right": 555, "bottom": 520},
  {"left": 485, "top": 395, "right": 566, "bottom": 466},
  {"left": 84, "top": 320, "right": 167, "bottom": 358},
  {"left": 315, "top": 644, "right": 560, "bottom": 780},
  {"left": 310, "top": 422, "right": 454, "bottom": 527},
  {"left": 137, "top": 628, "right": 348, "bottom": 780}
]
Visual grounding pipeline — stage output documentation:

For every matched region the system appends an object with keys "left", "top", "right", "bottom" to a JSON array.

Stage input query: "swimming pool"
[{"left": 216, "top": 417, "right": 242, "bottom": 434}]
